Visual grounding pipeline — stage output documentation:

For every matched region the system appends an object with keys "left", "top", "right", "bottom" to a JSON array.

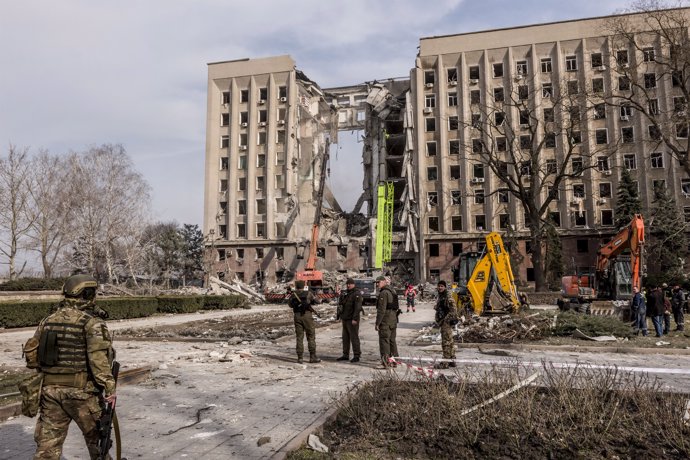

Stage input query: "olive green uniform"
[
  {"left": 375, "top": 286, "right": 399, "bottom": 365},
  {"left": 289, "top": 291, "right": 319, "bottom": 361},
  {"left": 435, "top": 292, "right": 457, "bottom": 363},
  {"left": 339, "top": 288, "right": 363, "bottom": 358},
  {"left": 31, "top": 298, "right": 115, "bottom": 460}
]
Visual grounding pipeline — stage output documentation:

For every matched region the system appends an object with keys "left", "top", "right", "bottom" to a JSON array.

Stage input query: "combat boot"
[
  {"left": 309, "top": 354, "right": 321, "bottom": 363},
  {"left": 297, "top": 355, "right": 303, "bottom": 364}
]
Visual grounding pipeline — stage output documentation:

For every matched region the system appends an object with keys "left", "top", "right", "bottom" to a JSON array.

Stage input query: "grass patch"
[
  {"left": 295, "top": 364, "right": 690, "bottom": 459},
  {"left": 549, "top": 311, "right": 634, "bottom": 338}
]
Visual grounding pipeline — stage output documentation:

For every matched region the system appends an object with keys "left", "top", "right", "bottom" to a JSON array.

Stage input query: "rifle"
[
  {"left": 97, "top": 360, "right": 120, "bottom": 460},
  {"left": 289, "top": 291, "right": 322, "bottom": 318}
]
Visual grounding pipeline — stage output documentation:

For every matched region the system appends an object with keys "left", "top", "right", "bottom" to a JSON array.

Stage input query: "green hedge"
[
  {"left": 0, "top": 294, "right": 248, "bottom": 328},
  {"left": 202, "top": 295, "right": 249, "bottom": 310},
  {"left": 0, "top": 277, "right": 67, "bottom": 291}
]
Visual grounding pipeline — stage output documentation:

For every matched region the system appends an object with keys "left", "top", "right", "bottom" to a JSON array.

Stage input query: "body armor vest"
[{"left": 39, "top": 310, "right": 92, "bottom": 374}]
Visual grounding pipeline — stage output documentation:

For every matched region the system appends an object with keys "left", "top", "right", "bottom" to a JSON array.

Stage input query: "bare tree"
[
  {"left": 461, "top": 74, "right": 618, "bottom": 290},
  {"left": 66, "top": 144, "right": 151, "bottom": 282},
  {"left": 25, "top": 151, "right": 74, "bottom": 277},
  {"left": 606, "top": 1, "right": 690, "bottom": 174},
  {"left": 0, "top": 145, "right": 34, "bottom": 279}
]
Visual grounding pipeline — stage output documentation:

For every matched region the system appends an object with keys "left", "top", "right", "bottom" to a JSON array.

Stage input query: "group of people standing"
[
  {"left": 631, "top": 283, "right": 686, "bottom": 337},
  {"left": 287, "top": 277, "right": 459, "bottom": 368}
]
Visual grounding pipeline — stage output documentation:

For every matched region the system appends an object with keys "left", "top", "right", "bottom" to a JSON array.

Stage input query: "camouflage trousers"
[
  {"left": 33, "top": 385, "right": 108, "bottom": 460},
  {"left": 440, "top": 321, "right": 456, "bottom": 359},
  {"left": 294, "top": 311, "right": 317, "bottom": 357},
  {"left": 378, "top": 315, "right": 398, "bottom": 365}
]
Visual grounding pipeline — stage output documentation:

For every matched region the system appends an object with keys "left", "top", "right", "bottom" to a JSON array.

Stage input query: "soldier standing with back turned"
[
  {"left": 375, "top": 276, "right": 399, "bottom": 367},
  {"left": 337, "top": 278, "right": 363, "bottom": 363},
  {"left": 27, "top": 274, "right": 117, "bottom": 460},
  {"left": 288, "top": 280, "right": 321, "bottom": 364}
]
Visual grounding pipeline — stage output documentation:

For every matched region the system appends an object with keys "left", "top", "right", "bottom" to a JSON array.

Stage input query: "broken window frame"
[
  {"left": 516, "top": 60, "right": 528, "bottom": 76},
  {"left": 624, "top": 154, "right": 637, "bottom": 170},
  {"left": 572, "top": 156, "right": 584, "bottom": 175},
  {"left": 451, "top": 190, "right": 462, "bottom": 205},
  {"left": 238, "top": 200, "right": 247, "bottom": 215},
  {"left": 448, "top": 116, "right": 459, "bottom": 131},
  {"left": 451, "top": 215, "right": 463, "bottom": 231},
  {"left": 622, "top": 126, "right": 634, "bottom": 143},
  {"left": 601, "top": 210, "right": 614, "bottom": 227},
  {"left": 643, "top": 47, "right": 655, "bottom": 62},
  {"left": 542, "top": 82, "right": 553, "bottom": 98},
  {"left": 428, "top": 216, "right": 439, "bottom": 232},
  {"left": 426, "top": 141, "right": 437, "bottom": 156},
  {"left": 591, "top": 53, "right": 603, "bottom": 68},
  {"left": 256, "top": 223, "right": 266, "bottom": 238},
  {"left": 427, "top": 192, "right": 438, "bottom": 207},
  {"left": 238, "top": 177, "right": 247, "bottom": 191},
  {"left": 425, "top": 118, "right": 436, "bottom": 132},
  {"left": 597, "top": 156, "right": 610, "bottom": 172},
  {"left": 475, "top": 214, "right": 486, "bottom": 231},
  {"left": 468, "top": 65, "right": 480, "bottom": 80},
  {"left": 595, "top": 128, "right": 608, "bottom": 145},
  {"left": 449, "top": 140, "right": 460, "bottom": 155},
  {"left": 424, "top": 71, "right": 435, "bottom": 85},
  {"left": 648, "top": 99, "right": 660, "bottom": 115},
  {"left": 221, "top": 113, "right": 230, "bottom": 126},
  {"left": 651, "top": 152, "right": 664, "bottom": 169},
  {"left": 599, "top": 182, "right": 612, "bottom": 198},
  {"left": 447, "top": 68, "right": 458, "bottom": 83},
  {"left": 474, "top": 189, "right": 485, "bottom": 204},
  {"left": 541, "top": 57, "right": 552, "bottom": 73},
  {"left": 237, "top": 223, "right": 247, "bottom": 238},
  {"left": 427, "top": 166, "right": 438, "bottom": 181},
  {"left": 494, "top": 87, "right": 505, "bottom": 102},
  {"left": 240, "top": 89, "right": 249, "bottom": 103},
  {"left": 220, "top": 157, "right": 229, "bottom": 170},
  {"left": 592, "top": 77, "right": 604, "bottom": 93},
  {"left": 573, "top": 184, "right": 586, "bottom": 199},
  {"left": 493, "top": 63, "right": 503, "bottom": 78},
  {"left": 644, "top": 73, "right": 657, "bottom": 89},
  {"left": 450, "top": 165, "right": 461, "bottom": 180}
]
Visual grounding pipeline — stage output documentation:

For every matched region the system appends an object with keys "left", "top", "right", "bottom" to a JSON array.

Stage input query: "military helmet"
[{"left": 62, "top": 274, "right": 98, "bottom": 297}]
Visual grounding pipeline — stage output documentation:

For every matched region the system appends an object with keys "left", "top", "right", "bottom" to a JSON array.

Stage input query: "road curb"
[
  {"left": 270, "top": 405, "right": 339, "bottom": 459},
  {"left": 456, "top": 342, "right": 690, "bottom": 355},
  {"left": 0, "top": 365, "right": 153, "bottom": 423}
]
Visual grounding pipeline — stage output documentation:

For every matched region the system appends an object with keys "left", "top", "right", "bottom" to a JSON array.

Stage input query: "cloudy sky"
[{"left": 0, "top": 0, "right": 636, "bottom": 227}]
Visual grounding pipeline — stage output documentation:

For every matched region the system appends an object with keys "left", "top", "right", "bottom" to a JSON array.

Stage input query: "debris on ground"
[
  {"left": 572, "top": 329, "right": 617, "bottom": 342},
  {"left": 308, "top": 434, "right": 329, "bottom": 453}
]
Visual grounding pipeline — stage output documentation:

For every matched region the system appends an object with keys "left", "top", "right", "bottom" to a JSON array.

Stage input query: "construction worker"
[
  {"left": 434, "top": 280, "right": 457, "bottom": 369},
  {"left": 375, "top": 276, "right": 399, "bottom": 367},
  {"left": 28, "top": 274, "right": 117, "bottom": 459},
  {"left": 288, "top": 280, "right": 321, "bottom": 364},
  {"left": 336, "top": 278, "right": 363, "bottom": 363}
]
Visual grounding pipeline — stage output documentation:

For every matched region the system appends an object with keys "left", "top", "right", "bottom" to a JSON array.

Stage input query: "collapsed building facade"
[{"left": 205, "top": 10, "right": 690, "bottom": 287}]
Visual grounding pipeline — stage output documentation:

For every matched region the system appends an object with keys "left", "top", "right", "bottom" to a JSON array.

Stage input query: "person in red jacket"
[{"left": 404, "top": 284, "right": 417, "bottom": 312}]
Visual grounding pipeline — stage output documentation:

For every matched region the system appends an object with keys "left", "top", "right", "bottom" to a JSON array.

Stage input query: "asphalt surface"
[{"left": 3, "top": 301, "right": 690, "bottom": 459}]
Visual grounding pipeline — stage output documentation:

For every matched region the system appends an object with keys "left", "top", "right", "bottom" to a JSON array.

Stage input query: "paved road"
[{"left": 3, "top": 301, "right": 690, "bottom": 459}]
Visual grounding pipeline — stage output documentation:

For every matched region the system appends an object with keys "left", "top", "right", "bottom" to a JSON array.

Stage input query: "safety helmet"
[{"left": 62, "top": 274, "right": 98, "bottom": 298}]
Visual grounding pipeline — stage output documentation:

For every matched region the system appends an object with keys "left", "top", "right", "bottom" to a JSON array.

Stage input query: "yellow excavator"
[{"left": 452, "top": 232, "right": 527, "bottom": 316}]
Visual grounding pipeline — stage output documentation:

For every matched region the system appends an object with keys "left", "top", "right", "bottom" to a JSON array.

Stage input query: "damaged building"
[{"left": 205, "top": 10, "right": 690, "bottom": 287}]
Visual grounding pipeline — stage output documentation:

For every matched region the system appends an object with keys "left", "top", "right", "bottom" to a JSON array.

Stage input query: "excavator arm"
[{"left": 595, "top": 214, "right": 644, "bottom": 291}]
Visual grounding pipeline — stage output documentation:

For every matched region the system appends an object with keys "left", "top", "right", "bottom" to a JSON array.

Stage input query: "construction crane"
[
  {"left": 453, "top": 232, "right": 526, "bottom": 316},
  {"left": 295, "top": 139, "right": 330, "bottom": 290}
]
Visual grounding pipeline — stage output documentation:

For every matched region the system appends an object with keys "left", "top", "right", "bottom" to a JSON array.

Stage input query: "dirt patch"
[
  {"left": 116, "top": 305, "right": 339, "bottom": 342},
  {"left": 293, "top": 364, "right": 690, "bottom": 459}
]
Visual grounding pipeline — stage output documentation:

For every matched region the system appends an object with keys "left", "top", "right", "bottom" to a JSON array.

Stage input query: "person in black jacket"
[
  {"left": 337, "top": 278, "right": 363, "bottom": 363},
  {"left": 647, "top": 285, "right": 665, "bottom": 337},
  {"left": 671, "top": 285, "right": 685, "bottom": 332}
]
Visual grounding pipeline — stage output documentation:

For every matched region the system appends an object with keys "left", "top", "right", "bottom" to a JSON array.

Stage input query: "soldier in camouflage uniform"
[
  {"left": 336, "top": 278, "right": 363, "bottom": 363},
  {"left": 288, "top": 280, "right": 321, "bottom": 364},
  {"left": 29, "top": 274, "right": 116, "bottom": 460},
  {"left": 434, "top": 280, "right": 457, "bottom": 369},
  {"left": 375, "top": 276, "right": 399, "bottom": 367}
]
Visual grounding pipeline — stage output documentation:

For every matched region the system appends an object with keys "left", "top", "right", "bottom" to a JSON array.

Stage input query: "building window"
[
  {"left": 447, "top": 68, "right": 458, "bottom": 83},
  {"left": 222, "top": 91, "right": 230, "bottom": 105},
  {"left": 474, "top": 189, "right": 485, "bottom": 204},
  {"left": 221, "top": 135, "right": 229, "bottom": 149},
  {"left": 597, "top": 156, "right": 610, "bottom": 171},
  {"left": 544, "top": 108, "right": 555, "bottom": 123},
  {"left": 545, "top": 133, "right": 556, "bottom": 148},
  {"left": 516, "top": 60, "right": 528, "bottom": 76},
  {"left": 475, "top": 215, "right": 486, "bottom": 231},
  {"left": 653, "top": 179, "right": 666, "bottom": 197},
  {"left": 470, "top": 90, "right": 480, "bottom": 104},
  {"left": 473, "top": 163, "right": 484, "bottom": 179},
  {"left": 672, "top": 70, "right": 683, "bottom": 87},
  {"left": 238, "top": 155, "right": 247, "bottom": 170},
  {"left": 256, "top": 176, "right": 265, "bottom": 190},
  {"left": 644, "top": 73, "right": 657, "bottom": 89},
  {"left": 496, "top": 137, "right": 507, "bottom": 152},
  {"left": 619, "top": 76, "right": 630, "bottom": 91},
  {"left": 541, "top": 58, "right": 552, "bottom": 73},
  {"left": 240, "top": 111, "right": 248, "bottom": 124},
  {"left": 429, "top": 243, "right": 439, "bottom": 257},
  {"left": 449, "top": 140, "right": 460, "bottom": 155},
  {"left": 594, "top": 103, "right": 606, "bottom": 119},
  {"left": 470, "top": 113, "right": 480, "bottom": 128},
  {"left": 450, "top": 165, "right": 461, "bottom": 180},
  {"left": 221, "top": 113, "right": 229, "bottom": 126},
  {"left": 549, "top": 185, "right": 560, "bottom": 201},
  {"left": 617, "top": 50, "right": 629, "bottom": 65},
  {"left": 425, "top": 94, "right": 436, "bottom": 108},
  {"left": 256, "top": 199, "right": 266, "bottom": 215},
  {"left": 451, "top": 190, "right": 461, "bottom": 205},
  {"left": 620, "top": 105, "right": 633, "bottom": 119},
  {"left": 620, "top": 126, "right": 633, "bottom": 143},
  {"left": 649, "top": 99, "right": 660, "bottom": 115},
  {"left": 219, "top": 201, "right": 227, "bottom": 214},
  {"left": 426, "top": 141, "right": 437, "bottom": 156},
  {"left": 472, "top": 138, "right": 484, "bottom": 154},
  {"left": 595, "top": 129, "right": 608, "bottom": 145},
  {"left": 624, "top": 154, "right": 637, "bottom": 170},
  {"left": 276, "top": 151, "right": 285, "bottom": 165},
  {"left": 592, "top": 78, "right": 604, "bottom": 93},
  {"left": 674, "top": 96, "right": 687, "bottom": 113},
  {"left": 426, "top": 118, "right": 436, "bottom": 132},
  {"left": 258, "top": 110, "right": 267, "bottom": 124},
  {"left": 643, "top": 47, "right": 655, "bottom": 62},
  {"left": 238, "top": 200, "right": 247, "bottom": 215},
  {"left": 428, "top": 216, "right": 439, "bottom": 232},
  {"left": 577, "top": 239, "right": 588, "bottom": 253},
  {"left": 519, "top": 135, "right": 531, "bottom": 150},
  {"left": 424, "top": 71, "right": 435, "bottom": 85},
  {"left": 448, "top": 116, "right": 459, "bottom": 130},
  {"left": 494, "top": 87, "right": 504, "bottom": 102},
  {"left": 550, "top": 212, "right": 561, "bottom": 227},
  {"left": 238, "top": 177, "right": 246, "bottom": 191},
  {"left": 572, "top": 157, "right": 583, "bottom": 175},
  {"left": 256, "top": 223, "right": 266, "bottom": 238},
  {"left": 542, "top": 82, "right": 553, "bottom": 98},
  {"left": 600, "top": 183, "right": 612, "bottom": 198},
  {"left": 451, "top": 216, "right": 463, "bottom": 231},
  {"left": 259, "top": 88, "right": 267, "bottom": 101},
  {"left": 677, "top": 123, "right": 689, "bottom": 139},
  {"left": 574, "top": 212, "right": 587, "bottom": 227},
  {"left": 591, "top": 53, "right": 603, "bottom": 68},
  {"left": 220, "top": 157, "right": 228, "bottom": 170},
  {"left": 469, "top": 65, "right": 480, "bottom": 80},
  {"left": 568, "top": 80, "right": 579, "bottom": 95},
  {"left": 649, "top": 125, "right": 661, "bottom": 140},
  {"left": 278, "top": 86, "right": 287, "bottom": 99},
  {"left": 519, "top": 110, "right": 530, "bottom": 126},
  {"left": 240, "top": 133, "right": 248, "bottom": 147},
  {"left": 571, "top": 131, "right": 582, "bottom": 144},
  {"left": 493, "top": 63, "right": 503, "bottom": 78},
  {"left": 651, "top": 152, "right": 664, "bottom": 169},
  {"left": 427, "top": 167, "right": 438, "bottom": 181},
  {"left": 240, "top": 89, "right": 249, "bottom": 103},
  {"left": 237, "top": 223, "right": 246, "bottom": 238},
  {"left": 257, "top": 154, "right": 266, "bottom": 168},
  {"left": 494, "top": 111, "right": 505, "bottom": 125},
  {"left": 546, "top": 159, "right": 557, "bottom": 174},
  {"left": 452, "top": 243, "right": 463, "bottom": 256},
  {"left": 681, "top": 179, "right": 690, "bottom": 196},
  {"left": 219, "top": 179, "right": 228, "bottom": 193},
  {"left": 565, "top": 55, "right": 578, "bottom": 71},
  {"left": 518, "top": 85, "right": 529, "bottom": 100},
  {"left": 499, "top": 214, "right": 511, "bottom": 230},
  {"left": 448, "top": 92, "right": 458, "bottom": 106},
  {"left": 573, "top": 184, "right": 586, "bottom": 199},
  {"left": 498, "top": 190, "right": 510, "bottom": 203},
  {"left": 275, "top": 174, "right": 285, "bottom": 189},
  {"left": 427, "top": 192, "right": 438, "bottom": 207}
]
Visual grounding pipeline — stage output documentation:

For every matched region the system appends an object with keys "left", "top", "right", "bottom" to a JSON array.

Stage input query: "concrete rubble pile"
[{"left": 416, "top": 313, "right": 553, "bottom": 344}]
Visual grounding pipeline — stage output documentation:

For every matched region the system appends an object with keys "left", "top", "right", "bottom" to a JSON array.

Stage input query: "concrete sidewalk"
[{"left": 0, "top": 302, "right": 437, "bottom": 459}]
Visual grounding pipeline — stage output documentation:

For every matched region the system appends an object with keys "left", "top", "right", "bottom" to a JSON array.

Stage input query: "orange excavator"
[{"left": 559, "top": 214, "right": 644, "bottom": 313}]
